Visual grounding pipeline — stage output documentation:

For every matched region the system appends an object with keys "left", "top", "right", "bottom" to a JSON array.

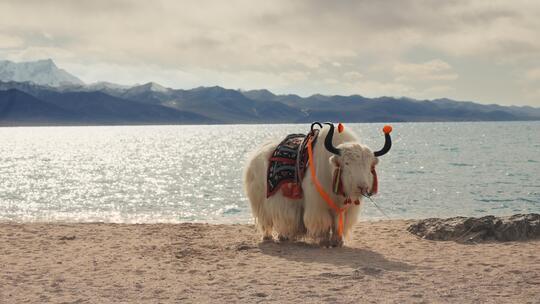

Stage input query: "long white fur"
[{"left": 243, "top": 125, "right": 378, "bottom": 244}]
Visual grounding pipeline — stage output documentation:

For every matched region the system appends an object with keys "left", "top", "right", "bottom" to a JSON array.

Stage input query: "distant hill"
[
  {"left": 0, "top": 85, "right": 216, "bottom": 126},
  {"left": 0, "top": 59, "right": 84, "bottom": 87},
  {"left": 0, "top": 89, "right": 77, "bottom": 125},
  {"left": 119, "top": 85, "right": 306, "bottom": 123},
  {"left": 1, "top": 59, "right": 539, "bottom": 126},
  {"left": 240, "top": 90, "right": 539, "bottom": 122}
]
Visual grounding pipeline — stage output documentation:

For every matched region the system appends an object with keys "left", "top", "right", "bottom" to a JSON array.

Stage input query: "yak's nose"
[{"left": 357, "top": 185, "right": 370, "bottom": 195}]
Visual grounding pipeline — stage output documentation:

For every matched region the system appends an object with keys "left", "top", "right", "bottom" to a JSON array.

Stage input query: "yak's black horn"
[
  {"left": 323, "top": 122, "right": 341, "bottom": 155},
  {"left": 310, "top": 121, "right": 323, "bottom": 132},
  {"left": 374, "top": 125, "right": 393, "bottom": 157}
]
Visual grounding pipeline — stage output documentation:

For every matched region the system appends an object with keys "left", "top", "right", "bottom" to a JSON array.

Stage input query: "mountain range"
[{"left": 1, "top": 59, "right": 539, "bottom": 126}]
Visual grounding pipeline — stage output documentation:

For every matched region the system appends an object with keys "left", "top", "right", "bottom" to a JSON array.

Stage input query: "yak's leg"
[
  {"left": 329, "top": 213, "right": 344, "bottom": 247},
  {"left": 243, "top": 140, "right": 279, "bottom": 242},
  {"left": 330, "top": 235, "right": 343, "bottom": 247},
  {"left": 328, "top": 205, "right": 361, "bottom": 247},
  {"left": 342, "top": 204, "right": 360, "bottom": 238},
  {"left": 257, "top": 204, "right": 274, "bottom": 242},
  {"left": 303, "top": 196, "right": 333, "bottom": 246},
  {"left": 269, "top": 195, "right": 305, "bottom": 241},
  {"left": 262, "top": 226, "right": 273, "bottom": 242},
  {"left": 318, "top": 229, "right": 333, "bottom": 247}
]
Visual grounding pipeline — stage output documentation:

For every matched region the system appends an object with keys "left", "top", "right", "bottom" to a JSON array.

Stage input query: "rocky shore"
[{"left": 407, "top": 213, "right": 540, "bottom": 243}]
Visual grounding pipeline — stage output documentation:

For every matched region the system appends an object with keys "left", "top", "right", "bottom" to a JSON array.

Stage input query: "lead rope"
[
  {"left": 362, "top": 195, "right": 391, "bottom": 220},
  {"left": 306, "top": 137, "right": 347, "bottom": 237}
]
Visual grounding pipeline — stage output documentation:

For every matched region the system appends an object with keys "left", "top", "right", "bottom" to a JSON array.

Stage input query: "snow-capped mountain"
[
  {"left": 0, "top": 59, "right": 84, "bottom": 87},
  {"left": 127, "top": 82, "right": 171, "bottom": 94},
  {"left": 1, "top": 59, "right": 540, "bottom": 125}
]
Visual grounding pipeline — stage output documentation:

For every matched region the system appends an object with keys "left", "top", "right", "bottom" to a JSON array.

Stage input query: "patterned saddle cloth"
[{"left": 266, "top": 130, "right": 319, "bottom": 199}]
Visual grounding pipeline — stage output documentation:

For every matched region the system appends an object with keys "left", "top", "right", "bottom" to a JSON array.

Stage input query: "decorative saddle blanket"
[{"left": 266, "top": 130, "right": 318, "bottom": 199}]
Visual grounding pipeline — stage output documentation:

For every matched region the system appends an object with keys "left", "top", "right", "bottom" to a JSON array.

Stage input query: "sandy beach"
[{"left": 1, "top": 221, "right": 539, "bottom": 303}]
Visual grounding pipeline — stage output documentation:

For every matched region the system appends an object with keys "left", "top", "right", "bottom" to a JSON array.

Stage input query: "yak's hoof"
[
  {"left": 330, "top": 238, "right": 344, "bottom": 248},
  {"left": 262, "top": 235, "right": 273, "bottom": 242},
  {"left": 278, "top": 235, "right": 290, "bottom": 242},
  {"left": 319, "top": 239, "right": 331, "bottom": 248}
]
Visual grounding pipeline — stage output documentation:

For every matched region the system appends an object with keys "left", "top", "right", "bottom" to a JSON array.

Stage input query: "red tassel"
[
  {"left": 333, "top": 167, "right": 346, "bottom": 196},
  {"left": 291, "top": 183, "right": 302, "bottom": 198},
  {"left": 281, "top": 183, "right": 292, "bottom": 197},
  {"left": 371, "top": 166, "right": 378, "bottom": 195},
  {"left": 281, "top": 183, "right": 303, "bottom": 199}
]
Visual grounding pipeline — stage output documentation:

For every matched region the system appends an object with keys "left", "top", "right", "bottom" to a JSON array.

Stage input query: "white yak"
[{"left": 244, "top": 122, "right": 392, "bottom": 247}]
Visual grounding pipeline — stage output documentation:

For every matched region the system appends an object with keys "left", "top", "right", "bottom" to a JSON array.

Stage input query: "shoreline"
[
  {"left": 2, "top": 120, "right": 540, "bottom": 128},
  {"left": 1, "top": 220, "right": 539, "bottom": 303}
]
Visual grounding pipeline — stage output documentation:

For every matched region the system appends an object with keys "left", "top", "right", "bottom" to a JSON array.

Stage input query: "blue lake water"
[{"left": 0, "top": 122, "right": 539, "bottom": 223}]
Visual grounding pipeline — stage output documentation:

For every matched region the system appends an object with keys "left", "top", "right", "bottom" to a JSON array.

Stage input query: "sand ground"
[{"left": 1, "top": 221, "right": 539, "bottom": 303}]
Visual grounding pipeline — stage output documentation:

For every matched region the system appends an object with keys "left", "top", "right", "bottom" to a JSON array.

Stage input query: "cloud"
[
  {"left": 522, "top": 87, "right": 540, "bottom": 104},
  {"left": 4, "top": 46, "right": 75, "bottom": 62},
  {"left": 393, "top": 60, "right": 458, "bottom": 82},
  {"left": 0, "top": 0, "right": 539, "bottom": 105},
  {"left": 343, "top": 71, "right": 363, "bottom": 81},
  {"left": 5, "top": 0, "right": 530, "bottom": 68},
  {"left": 0, "top": 33, "right": 24, "bottom": 48},
  {"left": 419, "top": 85, "right": 454, "bottom": 97},
  {"left": 525, "top": 68, "right": 540, "bottom": 82},
  {"left": 359, "top": 81, "right": 414, "bottom": 98}
]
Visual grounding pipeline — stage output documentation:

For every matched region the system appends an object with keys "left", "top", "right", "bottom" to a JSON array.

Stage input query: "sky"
[{"left": 1, "top": 0, "right": 539, "bottom": 106}]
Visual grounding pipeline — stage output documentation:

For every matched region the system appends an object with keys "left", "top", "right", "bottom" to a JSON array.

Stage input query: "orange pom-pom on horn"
[
  {"left": 374, "top": 125, "right": 393, "bottom": 157},
  {"left": 338, "top": 123, "right": 344, "bottom": 133}
]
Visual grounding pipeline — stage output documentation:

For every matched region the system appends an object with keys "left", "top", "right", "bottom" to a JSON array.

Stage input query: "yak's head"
[{"left": 322, "top": 122, "right": 392, "bottom": 198}]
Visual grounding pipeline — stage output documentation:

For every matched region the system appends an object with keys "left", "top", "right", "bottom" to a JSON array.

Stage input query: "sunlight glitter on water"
[{"left": 0, "top": 122, "right": 539, "bottom": 223}]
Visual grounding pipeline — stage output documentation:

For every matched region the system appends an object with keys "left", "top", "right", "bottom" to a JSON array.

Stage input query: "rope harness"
[{"left": 306, "top": 136, "right": 349, "bottom": 237}]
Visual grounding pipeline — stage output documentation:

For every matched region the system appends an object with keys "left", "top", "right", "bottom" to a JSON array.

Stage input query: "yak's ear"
[
  {"left": 373, "top": 157, "right": 379, "bottom": 166},
  {"left": 329, "top": 155, "right": 341, "bottom": 167}
]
